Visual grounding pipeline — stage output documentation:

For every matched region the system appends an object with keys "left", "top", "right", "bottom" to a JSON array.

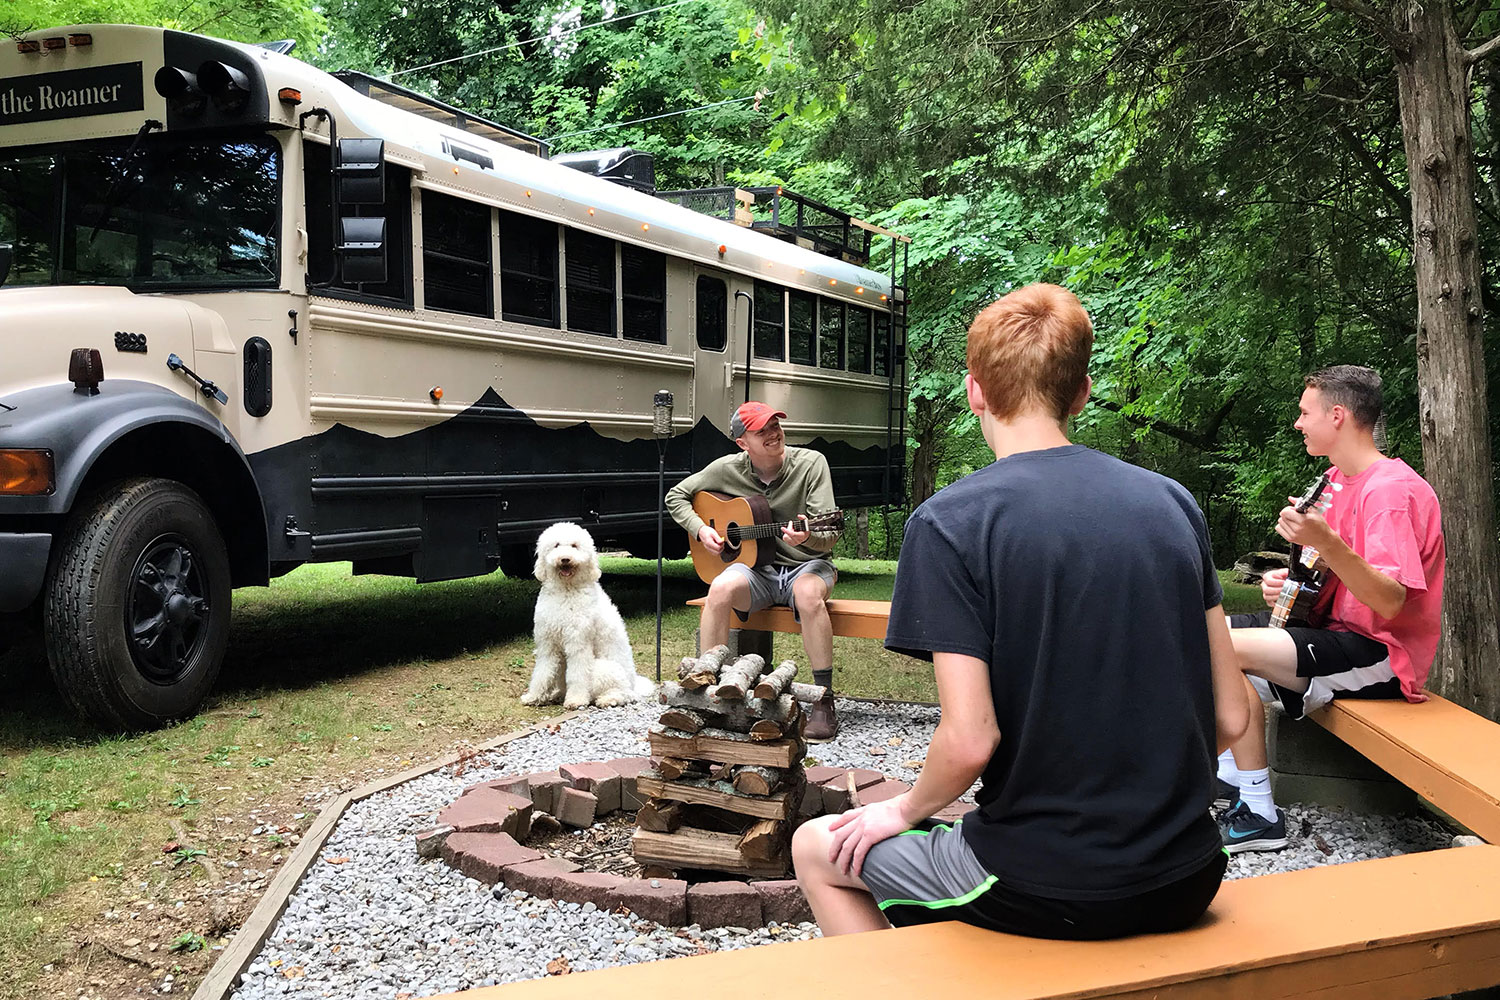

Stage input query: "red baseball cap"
[{"left": 730, "top": 401, "right": 786, "bottom": 438}]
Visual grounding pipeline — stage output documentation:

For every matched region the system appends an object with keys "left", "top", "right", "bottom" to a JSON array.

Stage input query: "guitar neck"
[{"left": 732, "top": 518, "right": 809, "bottom": 541}]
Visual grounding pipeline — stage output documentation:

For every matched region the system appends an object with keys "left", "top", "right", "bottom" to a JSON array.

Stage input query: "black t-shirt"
[{"left": 885, "top": 445, "right": 1224, "bottom": 900}]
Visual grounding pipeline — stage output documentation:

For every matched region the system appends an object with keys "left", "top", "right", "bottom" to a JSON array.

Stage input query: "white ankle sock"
[
  {"left": 1238, "top": 768, "right": 1277, "bottom": 821},
  {"left": 1216, "top": 750, "right": 1240, "bottom": 786}
]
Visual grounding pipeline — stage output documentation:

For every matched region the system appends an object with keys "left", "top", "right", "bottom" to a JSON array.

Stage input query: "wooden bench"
[
  {"left": 1313, "top": 693, "right": 1500, "bottom": 843},
  {"left": 686, "top": 597, "right": 892, "bottom": 640},
  {"left": 436, "top": 845, "right": 1500, "bottom": 1000}
]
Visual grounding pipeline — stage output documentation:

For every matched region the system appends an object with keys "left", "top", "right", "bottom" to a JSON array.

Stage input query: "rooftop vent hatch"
[{"left": 553, "top": 147, "right": 655, "bottom": 195}]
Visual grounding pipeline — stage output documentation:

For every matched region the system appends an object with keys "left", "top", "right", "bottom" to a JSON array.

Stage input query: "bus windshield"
[{"left": 0, "top": 133, "right": 280, "bottom": 290}]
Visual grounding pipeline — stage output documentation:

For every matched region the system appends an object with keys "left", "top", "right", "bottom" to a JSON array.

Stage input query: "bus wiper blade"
[{"left": 88, "top": 119, "right": 162, "bottom": 244}]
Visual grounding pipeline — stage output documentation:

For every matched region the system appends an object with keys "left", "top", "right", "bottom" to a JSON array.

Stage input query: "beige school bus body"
[{"left": 0, "top": 24, "right": 906, "bottom": 727}]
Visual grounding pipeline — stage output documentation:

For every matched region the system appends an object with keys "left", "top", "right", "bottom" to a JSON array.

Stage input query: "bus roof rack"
[
  {"left": 333, "top": 71, "right": 549, "bottom": 159},
  {"left": 655, "top": 185, "right": 906, "bottom": 265}
]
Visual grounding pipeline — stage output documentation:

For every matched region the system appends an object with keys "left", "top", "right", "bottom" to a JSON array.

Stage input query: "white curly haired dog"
[{"left": 521, "top": 522, "right": 653, "bottom": 709}]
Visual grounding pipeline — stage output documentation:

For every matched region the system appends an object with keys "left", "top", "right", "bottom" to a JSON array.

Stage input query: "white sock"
[
  {"left": 1216, "top": 750, "right": 1240, "bottom": 786},
  {"left": 1238, "top": 768, "right": 1277, "bottom": 821}
]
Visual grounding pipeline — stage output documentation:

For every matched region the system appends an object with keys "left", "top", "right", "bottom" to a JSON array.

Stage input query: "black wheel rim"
[{"left": 126, "top": 535, "right": 210, "bottom": 685}]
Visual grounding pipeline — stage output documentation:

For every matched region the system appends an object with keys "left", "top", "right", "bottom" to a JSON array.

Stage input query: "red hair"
[{"left": 967, "top": 283, "right": 1093, "bottom": 421}]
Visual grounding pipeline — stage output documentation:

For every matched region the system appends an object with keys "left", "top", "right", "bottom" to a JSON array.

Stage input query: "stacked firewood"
[{"left": 631, "top": 645, "right": 824, "bottom": 878}]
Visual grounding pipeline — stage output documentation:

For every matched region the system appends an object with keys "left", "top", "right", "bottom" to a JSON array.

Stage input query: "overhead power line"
[
  {"left": 390, "top": 0, "right": 708, "bottom": 78},
  {"left": 544, "top": 94, "right": 763, "bottom": 141}
]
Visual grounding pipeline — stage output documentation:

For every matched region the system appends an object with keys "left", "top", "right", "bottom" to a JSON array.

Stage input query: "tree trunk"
[
  {"left": 1393, "top": 1, "right": 1500, "bottom": 720},
  {"left": 855, "top": 507, "right": 871, "bottom": 559},
  {"left": 909, "top": 393, "right": 943, "bottom": 506}
]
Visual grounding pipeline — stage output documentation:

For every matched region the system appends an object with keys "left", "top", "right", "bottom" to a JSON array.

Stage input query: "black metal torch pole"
[{"left": 653, "top": 389, "right": 673, "bottom": 683}]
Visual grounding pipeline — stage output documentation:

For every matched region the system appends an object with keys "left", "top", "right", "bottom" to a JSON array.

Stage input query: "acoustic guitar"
[
  {"left": 1268, "top": 472, "right": 1342, "bottom": 628},
  {"left": 689, "top": 491, "right": 845, "bottom": 584}
]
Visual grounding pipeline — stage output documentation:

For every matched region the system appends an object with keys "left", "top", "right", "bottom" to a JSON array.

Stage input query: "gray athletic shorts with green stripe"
[
  {"left": 860, "top": 819, "right": 1229, "bottom": 940},
  {"left": 859, "top": 820, "right": 996, "bottom": 915}
]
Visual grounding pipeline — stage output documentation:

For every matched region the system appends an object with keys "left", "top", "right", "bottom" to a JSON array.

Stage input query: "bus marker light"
[
  {"left": 16, "top": 40, "right": 40, "bottom": 53},
  {"left": 429, "top": 387, "right": 443, "bottom": 402},
  {"left": 718, "top": 244, "right": 726, "bottom": 255},
  {"left": 42, "top": 37, "right": 65, "bottom": 50},
  {"left": 642, "top": 223, "right": 650, "bottom": 231},
  {"left": 588, "top": 207, "right": 595, "bottom": 215},
  {"left": 828, "top": 278, "right": 837, "bottom": 286},
  {"left": 0, "top": 450, "right": 54, "bottom": 496},
  {"left": 68, "top": 33, "right": 92, "bottom": 46},
  {"left": 880, "top": 293, "right": 888, "bottom": 301},
  {"left": 278, "top": 87, "right": 302, "bottom": 105},
  {"left": 856, "top": 287, "right": 864, "bottom": 294}
]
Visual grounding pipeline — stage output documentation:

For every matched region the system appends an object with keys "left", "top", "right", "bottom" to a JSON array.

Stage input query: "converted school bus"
[{"left": 0, "top": 24, "right": 908, "bottom": 728}]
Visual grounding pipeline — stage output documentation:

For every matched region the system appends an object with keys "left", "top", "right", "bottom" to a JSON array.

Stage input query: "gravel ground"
[{"left": 228, "top": 698, "right": 1455, "bottom": 1000}]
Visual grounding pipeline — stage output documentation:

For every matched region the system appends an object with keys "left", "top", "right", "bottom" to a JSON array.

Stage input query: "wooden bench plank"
[
  {"left": 1313, "top": 693, "right": 1500, "bottom": 843},
  {"left": 687, "top": 597, "right": 891, "bottom": 640},
  {"left": 436, "top": 846, "right": 1500, "bottom": 1000}
]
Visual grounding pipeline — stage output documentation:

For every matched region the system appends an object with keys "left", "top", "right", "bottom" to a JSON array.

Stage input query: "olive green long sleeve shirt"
[{"left": 665, "top": 447, "right": 838, "bottom": 566}]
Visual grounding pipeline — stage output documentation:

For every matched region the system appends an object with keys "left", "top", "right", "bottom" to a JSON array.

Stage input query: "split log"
[
  {"left": 709, "top": 761, "right": 735, "bottom": 781},
  {"left": 632, "top": 826, "right": 789, "bottom": 878},
  {"left": 658, "top": 707, "right": 706, "bottom": 734},
  {"left": 636, "top": 799, "right": 683, "bottom": 833},
  {"left": 789, "top": 682, "right": 828, "bottom": 704},
  {"left": 753, "top": 662, "right": 798, "bottom": 700},
  {"left": 656, "top": 757, "right": 696, "bottom": 780},
  {"left": 749, "top": 719, "right": 784, "bottom": 741},
  {"left": 636, "top": 772, "right": 794, "bottom": 819},
  {"left": 650, "top": 724, "right": 802, "bottom": 768},
  {"left": 658, "top": 683, "right": 799, "bottom": 725},
  {"left": 709, "top": 654, "right": 766, "bottom": 700},
  {"left": 737, "top": 819, "right": 785, "bottom": 861},
  {"left": 699, "top": 644, "right": 732, "bottom": 673},
  {"left": 731, "top": 765, "right": 783, "bottom": 796}
]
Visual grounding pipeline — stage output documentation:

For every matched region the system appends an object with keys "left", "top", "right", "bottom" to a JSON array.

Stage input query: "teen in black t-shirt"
[{"left": 791, "top": 283, "right": 1250, "bottom": 939}]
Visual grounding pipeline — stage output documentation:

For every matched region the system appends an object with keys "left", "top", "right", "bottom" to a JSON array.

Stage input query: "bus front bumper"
[{"left": 0, "top": 533, "right": 50, "bottom": 612}]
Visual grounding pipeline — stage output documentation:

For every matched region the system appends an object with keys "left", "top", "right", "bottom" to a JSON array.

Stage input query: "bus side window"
[
  {"left": 848, "top": 304, "right": 872, "bottom": 374},
  {"left": 304, "top": 141, "right": 412, "bottom": 304},
  {"left": 499, "top": 209, "right": 559, "bottom": 328},
  {"left": 422, "top": 190, "right": 492, "bottom": 317},
  {"left": 696, "top": 276, "right": 727, "bottom": 351},
  {"left": 622, "top": 245, "right": 666, "bottom": 343},
  {"left": 874, "top": 312, "right": 890, "bottom": 377},
  {"left": 753, "top": 281, "right": 785, "bottom": 361},
  {"left": 789, "top": 290, "right": 816, "bottom": 365},
  {"left": 566, "top": 227, "right": 616, "bottom": 336},
  {"left": 820, "top": 299, "right": 845, "bottom": 370}
]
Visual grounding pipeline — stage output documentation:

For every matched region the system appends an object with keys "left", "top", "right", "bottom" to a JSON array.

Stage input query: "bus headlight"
[{"left": 0, "top": 449, "right": 55, "bottom": 495}]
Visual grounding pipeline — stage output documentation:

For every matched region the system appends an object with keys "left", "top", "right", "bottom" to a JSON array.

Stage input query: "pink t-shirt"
[{"left": 1315, "top": 457, "right": 1445, "bottom": 701}]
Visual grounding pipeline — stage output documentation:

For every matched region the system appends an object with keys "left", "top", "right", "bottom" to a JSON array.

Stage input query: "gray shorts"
[
  {"left": 860, "top": 818, "right": 1228, "bottom": 939},
  {"left": 722, "top": 559, "right": 837, "bottom": 622},
  {"left": 860, "top": 819, "right": 993, "bottom": 914}
]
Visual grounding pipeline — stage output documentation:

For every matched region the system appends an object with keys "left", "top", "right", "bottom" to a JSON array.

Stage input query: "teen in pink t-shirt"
[
  {"left": 1320, "top": 458, "right": 1445, "bottom": 700},
  {"left": 1215, "top": 365, "right": 1446, "bottom": 854}
]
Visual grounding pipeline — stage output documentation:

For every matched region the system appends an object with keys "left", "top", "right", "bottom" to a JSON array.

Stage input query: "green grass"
[{"left": 0, "top": 556, "right": 1269, "bottom": 998}]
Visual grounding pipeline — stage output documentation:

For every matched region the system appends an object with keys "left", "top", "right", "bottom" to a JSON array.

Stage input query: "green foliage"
[
  {"left": 1, "top": 0, "right": 324, "bottom": 51},
  {"left": 168, "top": 931, "right": 206, "bottom": 953}
]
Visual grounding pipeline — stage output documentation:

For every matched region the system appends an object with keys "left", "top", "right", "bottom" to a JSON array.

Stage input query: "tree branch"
[
  {"left": 1467, "top": 33, "right": 1500, "bottom": 65},
  {"left": 1088, "top": 396, "right": 1222, "bottom": 451}
]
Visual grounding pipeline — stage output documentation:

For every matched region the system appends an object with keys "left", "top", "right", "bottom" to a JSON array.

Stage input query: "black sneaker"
[
  {"left": 1221, "top": 802, "right": 1288, "bottom": 854},
  {"left": 1213, "top": 777, "right": 1238, "bottom": 810}
]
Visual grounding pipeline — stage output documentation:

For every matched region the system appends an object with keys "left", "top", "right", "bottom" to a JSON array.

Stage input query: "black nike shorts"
[{"left": 1229, "top": 610, "right": 1399, "bottom": 718}]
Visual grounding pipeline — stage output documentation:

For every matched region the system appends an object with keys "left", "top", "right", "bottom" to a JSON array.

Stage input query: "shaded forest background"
[{"left": 5, "top": 0, "right": 1500, "bottom": 696}]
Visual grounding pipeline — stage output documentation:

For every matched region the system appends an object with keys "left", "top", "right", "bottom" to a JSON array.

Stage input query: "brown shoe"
[{"left": 805, "top": 692, "right": 839, "bottom": 742}]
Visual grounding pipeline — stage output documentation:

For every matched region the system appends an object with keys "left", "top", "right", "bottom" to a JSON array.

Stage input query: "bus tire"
[{"left": 44, "top": 477, "right": 232, "bottom": 730}]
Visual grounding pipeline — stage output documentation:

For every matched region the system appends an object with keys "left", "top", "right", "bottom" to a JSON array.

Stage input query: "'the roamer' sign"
[{"left": 0, "top": 62, "right": 144, "bottom": 126}]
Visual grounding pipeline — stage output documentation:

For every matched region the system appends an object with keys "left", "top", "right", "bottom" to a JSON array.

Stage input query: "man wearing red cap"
[{"left": 665, "top": 401, "right": 843, "bottom": 739}]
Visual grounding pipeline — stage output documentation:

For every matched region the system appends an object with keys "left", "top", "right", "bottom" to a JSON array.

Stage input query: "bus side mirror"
[
  {"left": 0, "top": 244, "right": 12, "bottom": 286},
  {"left": 338, "top": 217, "right": 387, "bottom": 285},
  {"left": 336, "top": 138, "right": 385, "bottom": 204}
]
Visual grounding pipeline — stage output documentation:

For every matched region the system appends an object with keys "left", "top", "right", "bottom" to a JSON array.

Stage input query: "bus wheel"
[{"left": 45, "top": 478, "right": 232, "bottom": 730}]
